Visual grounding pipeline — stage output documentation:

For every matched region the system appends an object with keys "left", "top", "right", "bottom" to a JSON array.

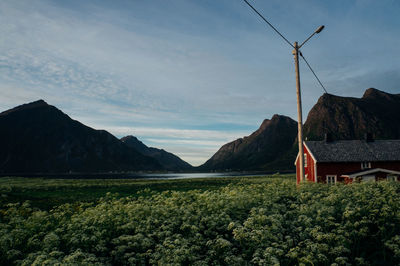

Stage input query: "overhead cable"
[
  {"left": 242, "top": 0, "right": 294, "bottom": 48},
  {"left": 243, "top": 0, "right": 328, "bottom": 94},
  {"left": 299, "top": 52, "right": 328, "bottom": 94}
]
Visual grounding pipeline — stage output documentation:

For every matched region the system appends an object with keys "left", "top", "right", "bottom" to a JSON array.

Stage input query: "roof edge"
[{"left": 341, "top": 168, "right": 400, "bottom": 178}]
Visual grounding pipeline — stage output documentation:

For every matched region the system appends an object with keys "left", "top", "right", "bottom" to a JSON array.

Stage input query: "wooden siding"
[
  {"left": 317, "top": 161, "right": 400, "bottom": 183},
  {"left": 296, "top": 142, "right": 400, "bottom": 184},
  {"left": 296, "top": 143, "right": 316, "bottom": 184}
]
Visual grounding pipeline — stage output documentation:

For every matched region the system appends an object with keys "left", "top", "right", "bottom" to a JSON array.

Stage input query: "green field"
[
  {"left": 0, "top": 175, "right": 284, "bottom": 210},
  {"left": 1, "top": 175, "right": 400, "bottom": 265}
]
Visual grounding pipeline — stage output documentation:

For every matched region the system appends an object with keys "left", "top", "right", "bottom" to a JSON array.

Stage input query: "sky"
[{"left": 0, "top": 0, "right": 399, "bottom": 166}]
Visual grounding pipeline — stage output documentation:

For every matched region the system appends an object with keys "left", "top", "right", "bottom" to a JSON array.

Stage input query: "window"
[
  {"left": 387, "top": 175, "right": 397, "bottom": 182},
  {"left": 304, "top": 153, "right": 307, "bottom": 167},
  {"left": 361, "top": 162, "right": 371, "bottom": 170},
  {"left": 326, "top": 175, "right": 336, "bottom": 184},
  {"left": 361, "top": 175, "right": 375, "bottom": 182}
]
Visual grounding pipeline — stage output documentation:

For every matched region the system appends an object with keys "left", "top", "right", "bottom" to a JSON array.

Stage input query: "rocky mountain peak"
[
  {"left": 303, "top": 88, "right": 400, "bottom": 141},
  {"left": 362, "top": 88, "right": 398, "bottom": 101},
  {"left": 200, "top": 114, "right": 297, "bottom": 171},
  {"left": 120, "top": 135, "right": 139, "bottom": 142},
  {"left": 121, "top": 135, "right": 192, "bottom": 170},
  {"left": 0, "top": 99, "right": 49, "bottom": 116},
  {"left": 258, "top": 114, "right": 294, "bottom": 132},
  {"left": 0, "top": 100, "right": 163, "bottom": 173},
  {"left": 121, "top": 135, "right": 148, "bottom": 153}
]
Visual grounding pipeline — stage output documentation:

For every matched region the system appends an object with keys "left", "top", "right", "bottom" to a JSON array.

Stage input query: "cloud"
[
  {"left": 93, "top": 125, "right": 251, "bottom": 166},
  {"left": 105, "top": 126, "right": 248, "bottom": 141},
  {"left": 0, "top": 0, "right": 399, "bottom": 166}
]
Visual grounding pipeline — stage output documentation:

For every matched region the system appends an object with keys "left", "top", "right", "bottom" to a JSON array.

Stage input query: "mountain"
[
  {"left": 303, "top": 88, "right": 400, "bottom": 140},
  {"left": 200, "top": 114, "right": 298, "bottom": 171},
  {"left": 2, "top": 88, "right": 398, "bottom": 174},
  {"left": 0, "top": 100, "right": 162, "bottom": 173},
  {"left": 200, "top": 88, "right": 400, "bottom": 172},
  {"left": 121, "top": 135, "right": 193, "bottom": 171}
]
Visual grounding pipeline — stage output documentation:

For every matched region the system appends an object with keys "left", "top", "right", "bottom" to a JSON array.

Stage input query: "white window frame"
[
  {"left": 361, "top": 162, "right": 371, "bottom": 170},
  {"left": 326, "top": 175, "right": 337, "bottom": 184},
  {"left": 361, "top": 175, "right": 375, "bottom": 182},
  {"left": 387, "top": 175, "right": 397, "bottom": 182}
]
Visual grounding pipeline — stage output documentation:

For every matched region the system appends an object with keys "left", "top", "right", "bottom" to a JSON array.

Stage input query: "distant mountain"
[
  {"left": 2, "top": 88, "right": 398, "bottom": 174},
  {"left": 200, "top": 88, "right": 400, "bottom": 172},
  {"left": 0, "top": 100, "right": 162, "bottom": 173},
  {"left": 121, "top": 135, "right": 193, "bottom": 171},
  {"left": 200, "top": 114, "right": 298, "bottom": 171},
  {"left": 303, "top": 88, "right": 400, "bottom": 140}
]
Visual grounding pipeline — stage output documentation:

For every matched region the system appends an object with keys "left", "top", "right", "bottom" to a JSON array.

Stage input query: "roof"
[
  {"left": 304, "top": 140, "right": 400, "bottom": 162},
  {"left": 341, "top": 168, "right": 400, "bottom": 179}
]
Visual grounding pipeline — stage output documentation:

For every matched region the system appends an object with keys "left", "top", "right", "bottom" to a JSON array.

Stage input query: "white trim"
[
  {"left": 326, "top": 175, "right": 337, "bottom": 184},
  {"left": 341, "top": 168, "right": 400, "bottom": 179},
  {"left": 304, "top": 142, "right": 318, "bottom": 163},
  {"left": 361, "top": 162, "right": 371, "bottom": 170},
  {"left": 303, "top": 142, "right": 318, "bottom": 183},
  {"left": 314, "top": 161, "right": 317, "bottom": 183}
]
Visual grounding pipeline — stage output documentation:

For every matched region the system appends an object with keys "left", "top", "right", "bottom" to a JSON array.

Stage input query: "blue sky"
[{"left": 0, "top": 0, "right": 399, "bottom": 166}]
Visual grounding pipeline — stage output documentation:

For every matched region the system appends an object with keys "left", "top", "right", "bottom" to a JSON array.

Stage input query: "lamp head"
[{"left": 315, "top": 25, "right": 325, "bottom": 34}]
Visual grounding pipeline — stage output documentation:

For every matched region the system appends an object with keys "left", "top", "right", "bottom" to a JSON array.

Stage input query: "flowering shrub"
[{"left": 1, "top": 178, "right": 399, "bottom": 265}]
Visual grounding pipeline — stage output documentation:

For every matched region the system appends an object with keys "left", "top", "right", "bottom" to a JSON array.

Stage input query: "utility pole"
[
  {"left": 293, "top": 41, "right": 305, "bottom": 182},
  {"left": 242, "top": 0, "right": 325, "bottom": 183}
]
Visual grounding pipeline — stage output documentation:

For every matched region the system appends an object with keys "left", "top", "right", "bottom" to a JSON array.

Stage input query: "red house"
[{"left": 295, "top": 135, "right": 400, "bottom": 184}]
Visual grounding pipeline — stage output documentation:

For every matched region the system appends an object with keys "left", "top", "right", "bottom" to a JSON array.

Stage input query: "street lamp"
[
  {"left": 242, "top": 0, "right": 325, "bottom": 183},
  {"left": 293, "top": 25, "right": 325, "bottom": 182}
]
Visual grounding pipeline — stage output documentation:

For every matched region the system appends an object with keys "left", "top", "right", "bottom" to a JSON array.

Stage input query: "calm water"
[
  {"left": 2, "top": 172, "right": 282, "bottom": 179},
  {"left": 139, "top": 172, "right": 271, "bottom": 180}
]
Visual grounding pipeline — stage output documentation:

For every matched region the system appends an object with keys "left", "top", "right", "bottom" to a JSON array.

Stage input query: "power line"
[
  {"left": 243, "top": 0, "right": 328, "bottom": 94},
  {"left": 242, "top": 0, "right": 293, "bottom": 49},
  {"left": 299, "top": 52, "right": 328, "bottom": 94},
  {"left": 243, "top": 0, "right": 328, "bottom": 93}
]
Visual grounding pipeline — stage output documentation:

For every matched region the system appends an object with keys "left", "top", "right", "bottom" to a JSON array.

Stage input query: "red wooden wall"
[
  {"left": 296, "top": 142, "right": 400, "bottom": 184},
  {"left": 296, "top": 143, "right": 316, "bottom": 184}
]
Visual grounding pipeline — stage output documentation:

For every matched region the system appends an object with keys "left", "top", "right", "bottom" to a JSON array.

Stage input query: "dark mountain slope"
[
  {"left": 200, "top": 115, "right": 298, "bottom": 171},
  {"left": 121, "top": 135, "right": 193, "bottom": 171},
  {"left": 201, "top": 88, "right": 400, "bottom": 172},
  {"left": 0, "top": 100, "right": 161, "bottom": 173},
  {"left": 303, "top": 88, "right": 400, "bottom": 140}
]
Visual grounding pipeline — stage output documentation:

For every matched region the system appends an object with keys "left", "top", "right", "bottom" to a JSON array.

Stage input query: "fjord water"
[
  {"left": 2, "top": 172, "right": 276, "bottom": 179},
  {"left": 139, "top": 172, "right": 272, "bottom": 180}
]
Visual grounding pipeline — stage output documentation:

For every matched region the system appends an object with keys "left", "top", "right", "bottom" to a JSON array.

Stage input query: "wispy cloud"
[
  {"left": 104, "top": 126, "right": 248, "bottom": 141},
  {"left": 96, "top": 125, "right": 250, "bottom": 166},
  {"left": 0, "top": 0, "right": 399, "bottom": 165}
]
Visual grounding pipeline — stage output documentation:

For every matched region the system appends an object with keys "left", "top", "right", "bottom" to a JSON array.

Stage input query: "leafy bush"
[{"left": 0, "top": 178, "right": 399, "bottom": 265}]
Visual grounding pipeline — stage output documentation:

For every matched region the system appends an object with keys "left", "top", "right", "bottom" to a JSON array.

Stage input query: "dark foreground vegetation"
[{"left": 1, "top": 176, "right": 400, "bottom": 265}]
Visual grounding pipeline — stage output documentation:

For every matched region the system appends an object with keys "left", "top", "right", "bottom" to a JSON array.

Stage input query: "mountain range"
[
  {"left": 303, "top": 88, "right": 400, "bottom": 140},
  {"left": 199, "top": 115, "right": 297, "bottom": 171},
  {"left": 199, "top": 88, "right": 400, "bottom": 172},
  {"left": 0, "top": 88, "right": 398, "bottom": 174},
  {"left": 0, "top": 100, "right": 191, "bottom": 173},
  {"left": 120, "top": 135, "right": 192, "bottom": 171}
]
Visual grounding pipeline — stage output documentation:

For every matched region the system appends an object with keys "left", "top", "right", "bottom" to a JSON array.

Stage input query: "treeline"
[{"left": 1, "top": 178, "right": 400, "bottom": 265}]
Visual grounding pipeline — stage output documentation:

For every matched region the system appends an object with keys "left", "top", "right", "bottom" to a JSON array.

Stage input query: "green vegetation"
[
  {"left": 0, "top": 176, "right": 280, "bottom": 210},
  {"left": 1, "top": 175, "right": 400, "bottom": 265}
]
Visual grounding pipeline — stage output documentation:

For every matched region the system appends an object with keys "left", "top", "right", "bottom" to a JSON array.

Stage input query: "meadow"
[{"left": 1, "top": 175, "right": 400, "bottom": 265}]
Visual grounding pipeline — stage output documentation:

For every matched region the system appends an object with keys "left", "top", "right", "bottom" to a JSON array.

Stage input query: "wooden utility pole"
[
  {"left": 242, "top": 0, "right": 325, "bottom": 184},
  {"left": 293, "top": 41, "right": 305, "bottom": 182}
]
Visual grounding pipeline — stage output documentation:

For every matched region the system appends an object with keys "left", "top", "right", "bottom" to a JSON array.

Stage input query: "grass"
[{"left": 0, "top": 174, "right": 294, "bottom": 210}]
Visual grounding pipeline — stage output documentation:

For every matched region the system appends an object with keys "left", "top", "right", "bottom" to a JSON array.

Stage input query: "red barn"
[{"left": 295, "top": 136, "right": 400, "bottom": 184}]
